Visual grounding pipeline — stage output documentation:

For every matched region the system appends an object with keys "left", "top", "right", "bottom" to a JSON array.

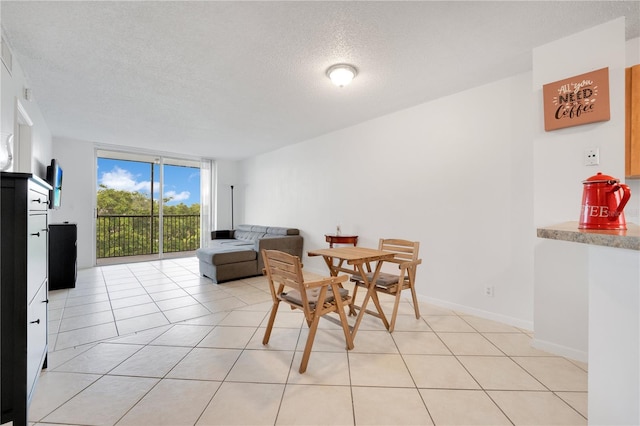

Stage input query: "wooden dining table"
[{"left": 307, "top": 246, "right": 395, "bottom": 339}]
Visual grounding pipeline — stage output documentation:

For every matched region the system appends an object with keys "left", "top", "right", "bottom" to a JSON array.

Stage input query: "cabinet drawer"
[
  {"left": 28, "top": 186, "right": 49, "bottom": 211},
  {"left": 27, "top": 214, "right": 47, "bottom": 303},
  {"left": 26, "top": 283, "right": 47, "bottom": 399}
]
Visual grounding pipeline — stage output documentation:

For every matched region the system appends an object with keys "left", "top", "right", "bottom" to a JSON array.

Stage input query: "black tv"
[{"left": 46, "top": 159, "right": 63, "bottom": 209}]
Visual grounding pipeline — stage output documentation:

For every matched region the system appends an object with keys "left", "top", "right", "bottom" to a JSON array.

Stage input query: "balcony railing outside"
[{"left": 97, "top": 214, "right": 200, "bottom": 258}]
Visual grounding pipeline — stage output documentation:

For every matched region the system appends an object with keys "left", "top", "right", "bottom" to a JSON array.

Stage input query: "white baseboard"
[
  {"left": 530, "top": 338, "right": 588, "bottom": 363},
  {"left": 417, "top": 295, "right": 534, "bottom": 331}
]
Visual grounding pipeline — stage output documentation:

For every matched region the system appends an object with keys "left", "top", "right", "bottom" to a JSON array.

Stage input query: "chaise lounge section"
[{"left": 196, "top": 224, "right": 303, "bottom": 283}]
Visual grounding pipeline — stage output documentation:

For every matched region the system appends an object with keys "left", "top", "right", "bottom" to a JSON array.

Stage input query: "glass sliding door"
[{"left": 96, "top": 150, "right": 202, "bottom": 265}]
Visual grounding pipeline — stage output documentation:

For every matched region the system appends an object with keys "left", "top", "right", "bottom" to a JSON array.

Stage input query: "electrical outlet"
[
  {"left": 484, "top": 286, "right": 494, "bottom": 297},
  {"left": 584, "top": 147, "right": 599, "bottom": 166}
]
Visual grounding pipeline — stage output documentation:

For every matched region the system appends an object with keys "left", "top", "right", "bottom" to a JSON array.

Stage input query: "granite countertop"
[{"left": 537, "top": 221, "right": 640, "bottom": 251}]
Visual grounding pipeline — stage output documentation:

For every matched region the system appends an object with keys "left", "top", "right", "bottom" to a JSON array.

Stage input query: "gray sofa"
[{"left": 196, "top": 224, "right": 303, "bottom": 283}]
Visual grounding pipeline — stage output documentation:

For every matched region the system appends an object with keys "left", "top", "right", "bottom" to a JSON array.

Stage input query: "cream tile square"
[
  {"left": 110, "top": 294, "right": 154, "bottom": 310},
  {"left": 353, "top": 386, "right": 433, "bottom": 425},
  {"left": 350, "top": 330, "right": 399, "bottom": 353},
  {"left": 198, "top": 326, "right": 256, "bottom": 349},
  {"left": 192, "top": 289, "right": 233, "bottom": 303},
  {"left": 180, "top": 311, "right": 230, "bottom": 326},
  {"left": 110, "top": 345, "right": 190, "bottom": 377},
  {"left": 425, "top": 315, "right": 476, "bottom": 332},
  {"left": 106, "top": 325, "right": 171, "bottom": 344},
  {"left": 226, "top": 349, "right": 294, "bottom": 383},
  {"left": 277, "top": 384, "right": 353, "bottom": 425},
  {"left": 488, "top": 390, "right": 587, "bottom": 425},
  {"left": 418, "top": 303, "right": 457, "bottom": 316},
  {"left": 149, "top": 288, "right": 189, "bottom": 301},
  {"left": 568, "top": 358, "right": 588, "bottom": 372},
  {"left": 197, "top": 382, "right": 284, "bottom": 426},
  {"left": 166, "top": 347, "right": 241, "bottom": 380},
  {"left": 218, "top": 310, "right": 268, "bottom": 327},
  {"left": 64, "top": 292, "right": 110, "bottom": 307},
  {"left": 28, "top": 371, "right": 102, "bottom": 422},
  {"left": 460, "top": 315, "right": 523, "bottom": 333},
  {"left": 143, "top": 282, "right": 181, "bottom": 293},
  {"left": 260, "top": 310, "right": 304, "bottom": 328},
  {"left": 58, "top": 310, "right": 114, "bottom": 332},
  {"left": 41, "top": 375, "right": 158, "bottom": 425},
  {"left": 113, "top": 302, "right": 160, "bottom": 320},
  {"left": 61, "top": 301, "right": 112, "bottom": 318},
  {"left": 247, "top": 327, "right": 301, "bottom": 351},
  {"left": 379, "top": 300, "right": 420, "bottom": 316},
  {"left": 296, "top": 328, "right": 351, "bottom": 353},
  {"left": 150, "top": 324, "right": 213, "bottom": 347},
  {"left": 54, "top": 342, "right": 143, "bottom": 374},
  {"left": 116, "top": 312, "right": 170, "bottom": 335},
  {"left": 48, "top": 307, "right": 63, "bottom": 321},
  {"left": 45, "top": 344, "right": 95, "bottom": 370},
  {"left": 388, "top": 314, "right": 431, "bottom": 331},
  {"left": 458, "top": 356, "right": 546, "bottom": 390},
  {"left": 556, "top": 391, "right": 588, "bottom": 418},
  {"left": 287, "top": 351, "right": 350, "bottom": 385},
  {"left": 437, "top": 332, "right": 503, "bottom": 356},
  {"left": 54, "top": 322, "right": 118, "bottom": 350},
  {"left": 404, "top": 354, "right": 480, "bottom": 389},
  {"left": 392, "top": 331, "right": 451, "bottom": 355},
  {"left": 483, "top": 332, "right": 551, "bottom": 356},
  {"left": 108, "top": 287, "right": 148, "bottom": 300},
  {"left": 420, "top": 389, "right": 511, "bottom": 425},
  {"left": 513, "top": 356, "right": 588, "bottom": 391},
  {"left": 117, "top": 379, "right": 220, "bottom": 426},
  {"left": 201, "top": 297, "right": 247, "bottom": 313},
  {"left": 106, "top": 281, "right": 142, "bottom": 292},
  {"left": 349, "top": 353, "right": 414, "bottom": 387},
  {"left": 47, "top": 299, "right": 66, "bottom": 310},
  {"left": 154, "top": 295, "right": 199, "bottom": 311},
  {"left": 236, "top": 291, "right": 273, "bottom": 305}
]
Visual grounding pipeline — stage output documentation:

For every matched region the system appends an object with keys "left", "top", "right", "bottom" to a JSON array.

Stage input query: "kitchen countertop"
[{"left": 537, "top": 221, "right": 640, "bottom": 251}]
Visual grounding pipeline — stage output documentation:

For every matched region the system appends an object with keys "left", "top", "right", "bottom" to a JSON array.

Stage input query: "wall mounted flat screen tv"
[{"left": 46, "top": 159, "right": 63, "bottom": 209}]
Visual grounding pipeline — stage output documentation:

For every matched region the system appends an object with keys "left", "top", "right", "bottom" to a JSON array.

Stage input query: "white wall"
[
  {"left": 0, "top": 38, "right": 52, "bottom": 178},
  {"left": 531, "top": 19, "right": 627, "bottom": 361},
  {"left": 626, "top": 36, "right": 640, "bottom": 224},
  {"left": 241, "top": 71, "right": 535, "bottom": 329},
  {"left": 49, "top": 137, "right": 96, "bottom": 269},
  {"left": 214, "top": 159, "right": 241, "bottom": 231}
]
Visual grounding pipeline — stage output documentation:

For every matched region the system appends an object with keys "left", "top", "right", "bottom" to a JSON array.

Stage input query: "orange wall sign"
[{"left": 543, "top": 67, "right": 610, "bottom": 131}]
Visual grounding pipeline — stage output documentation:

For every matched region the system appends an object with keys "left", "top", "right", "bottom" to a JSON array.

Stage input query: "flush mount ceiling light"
[{"left": 326, "top": 64, "right": 357, "bottom": 87}]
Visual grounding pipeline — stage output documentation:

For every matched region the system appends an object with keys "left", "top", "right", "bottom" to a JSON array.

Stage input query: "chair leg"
[
  {"left": 410, "top": 285, "right": 421, "bottom": 319},
  {"left": 389, "top": 289, "right": 403, "bottom": 333},
  {"left": 348, "top": 283, "right": 360, "bottom": 316},
  {"left": 332, "top": 287, "right": 354, "bottom": 350},
  {"left": 299, "top": 313, "right": 321, "bottom": 373},
  {"left": 262, "top": 301, "right": 280, "bottom": 345}
]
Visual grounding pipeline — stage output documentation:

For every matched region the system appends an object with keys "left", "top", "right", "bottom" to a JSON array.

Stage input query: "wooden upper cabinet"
[{"left": 626, "top": 64, "right": 640, "bottom": 178}]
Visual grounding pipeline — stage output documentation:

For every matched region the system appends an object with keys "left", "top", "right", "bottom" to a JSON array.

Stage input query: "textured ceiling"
[{"left": 1, "top": 1, "right": 639, "bottom": 160}]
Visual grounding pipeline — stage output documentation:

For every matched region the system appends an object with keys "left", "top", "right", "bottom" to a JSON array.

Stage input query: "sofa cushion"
[
  {"left": 267, "top": 226, "right": 299, "bottom": 236},
  {"left": 196, "top": 247, "right": 256, "bottom": 266}
]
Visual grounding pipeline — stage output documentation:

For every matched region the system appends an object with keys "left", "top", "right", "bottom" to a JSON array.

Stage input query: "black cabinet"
[
  {"left": 1, "top": 172, "right": 50, "bottom": 426},
  {"left": 49, "top": 223, "right": 77, "bottom": 290}
]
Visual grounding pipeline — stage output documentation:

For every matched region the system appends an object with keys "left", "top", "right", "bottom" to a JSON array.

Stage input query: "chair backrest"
[
  {"left": 261, "top": 249, "right": 309, "bottom": 306},
  {"left": 378, "top": 238, "right": 420, "bottom": 265}
]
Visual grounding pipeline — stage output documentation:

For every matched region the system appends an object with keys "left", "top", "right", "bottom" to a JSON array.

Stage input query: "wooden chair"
[
  {"left": 261, "top": 249, "right": 353, "bottom": 373},
  {"left": 349, "top": 239, "right": 422, "bottom": 332}
]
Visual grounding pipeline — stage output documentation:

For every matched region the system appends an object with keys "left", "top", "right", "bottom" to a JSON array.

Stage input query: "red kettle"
[{"left": 579, "top": 172, "right": 631, "bottom": 230}]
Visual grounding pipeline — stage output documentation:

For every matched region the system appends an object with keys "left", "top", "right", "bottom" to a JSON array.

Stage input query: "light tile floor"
[{"left": 30, "top": 256, "right": 588, "bottom": 425}]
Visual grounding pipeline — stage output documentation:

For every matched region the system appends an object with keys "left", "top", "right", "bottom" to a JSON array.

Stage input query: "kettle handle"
[{"left": 608, "top": 183, "right": 631, "bottom": 220}]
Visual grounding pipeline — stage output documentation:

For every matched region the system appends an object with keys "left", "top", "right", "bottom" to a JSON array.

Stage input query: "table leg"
[
  {"left": 321, "top": 256, "right": 356, "bottom": 316},
  {"left": 350, "top": 261, "right": 389, "bottom": 339}
]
